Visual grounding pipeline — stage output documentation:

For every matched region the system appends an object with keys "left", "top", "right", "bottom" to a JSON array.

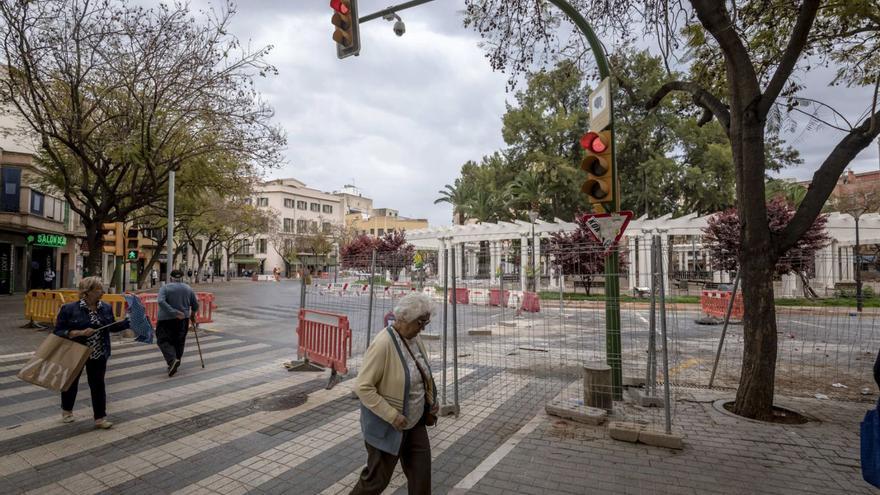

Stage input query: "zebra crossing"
[{"left": 0, "top": 331, "right": 553, "bottom": 494}]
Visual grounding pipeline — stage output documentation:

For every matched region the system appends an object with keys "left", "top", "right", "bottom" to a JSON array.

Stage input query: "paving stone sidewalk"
[{"left": 463, "top": 388, "right": 874, "bottom": 495}]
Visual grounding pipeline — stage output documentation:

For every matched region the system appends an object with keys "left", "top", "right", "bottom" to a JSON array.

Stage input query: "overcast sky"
[{"left": 194, "top": 1, "right": 879, "bottom": 226}]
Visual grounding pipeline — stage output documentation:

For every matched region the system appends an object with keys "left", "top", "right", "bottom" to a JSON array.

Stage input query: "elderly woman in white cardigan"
[{"left": 352, "top": 292, "right": 437, "bottom": 495}]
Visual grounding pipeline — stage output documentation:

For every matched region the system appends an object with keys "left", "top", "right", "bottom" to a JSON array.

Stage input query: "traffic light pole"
[
  {"left": 545, "top": 0, "right": 622, "bottom": 399},
  {"left": 356, "top": 0, "right": 622, "bottom": 397}
]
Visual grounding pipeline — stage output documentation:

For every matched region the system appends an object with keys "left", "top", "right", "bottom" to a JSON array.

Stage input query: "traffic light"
[
  {"left": 101, "top": 223, "right": 124, "bottom": 256},
  {"left": 579, "top": 130, "right": 614, "bottom": 206},
  {"left": 331, "top": 0, "right": 360, "bottom": 59},
  {"left": 125, "top": 227, "right": 139, "bottom": 261}
]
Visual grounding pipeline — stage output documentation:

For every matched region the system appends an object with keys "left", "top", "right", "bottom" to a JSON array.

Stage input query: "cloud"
[{"left": 192, "top": 0, "right": 509, "bottom": 227}]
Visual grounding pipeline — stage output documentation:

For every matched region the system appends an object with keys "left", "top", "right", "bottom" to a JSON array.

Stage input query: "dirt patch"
[{"left": 721, "top": 401, "right": 811, "bottom": 425}]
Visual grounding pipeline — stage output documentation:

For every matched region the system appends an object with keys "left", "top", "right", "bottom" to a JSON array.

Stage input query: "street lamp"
[
  {"left": 528, "top": 210, "right": 538, "bottom": 292},
  {"left": 852, "top": 207, "right": 867, "bottom": 312}
]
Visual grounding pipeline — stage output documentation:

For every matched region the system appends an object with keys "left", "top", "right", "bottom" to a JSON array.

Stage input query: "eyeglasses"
[{"left": 416, "top": 316, "right": 431, "bottom": 327}]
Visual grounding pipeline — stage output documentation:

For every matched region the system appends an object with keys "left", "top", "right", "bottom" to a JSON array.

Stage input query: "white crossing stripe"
[
  {"left": 174, "top": 367, "right": 475, "bottom": 495},
  {"left": 22, "top": 372, "right": 347, "bottom": 495},
  {"left": 0, "top": 351, "right": 289, "bottom": 442},
  {"left": 0, "top": 365, "right": 331, "bottom": 478},
  {"left": 449, "top": 412, "right": 545, "bottom": 492},
  {"left": 0, "top": 335, "right": 225, "bottom": 373},
  {"left": 0, "top": 343, "right": 270, "bottom": 418},
  {"left": 321, "top": 373, "right": 529, "bottom": 494},
  {"left": 0, "top": 337, "right": 234, "bottom": 385}
]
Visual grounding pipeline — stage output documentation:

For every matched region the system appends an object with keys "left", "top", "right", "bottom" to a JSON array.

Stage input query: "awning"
[{"left": 232, "top": 257, "right": 261, "bottom": 265}]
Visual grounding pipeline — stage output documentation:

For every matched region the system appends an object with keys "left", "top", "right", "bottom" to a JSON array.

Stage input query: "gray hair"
[
  {"left": 77, "top": 276, "right": 104, "bottom": 299},
  {"left": 393, "top": 292, "right": 435, "bottom": 323}
]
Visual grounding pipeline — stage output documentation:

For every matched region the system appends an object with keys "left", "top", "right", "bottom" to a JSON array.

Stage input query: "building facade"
[
  {"left": 0, "top": 109, "right": 86, "bottom": 293},
  {"left": 242, "top": 178, "right": 344, "bottom": 277},
  {"left": 346, "top": 208, "right": 429, "bottom": 237}
]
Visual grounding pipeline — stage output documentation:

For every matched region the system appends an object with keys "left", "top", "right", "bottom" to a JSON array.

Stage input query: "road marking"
[
  {"left": 177, "top": 367, "right": 475, "bottom": 495},
  {"left": 670, "top": 357, "right": 702, "bottom": 377},
  {"left": 449, "top": 411, "right": 545, "bottom": 493},
  {"left": 25, "top": 372, "right": 349, "bottom": 495},
  {"left": 0, "top": 354, "right": 288, "bottom": 442},
  {"left": 320, "top": 373, "right": 530, "bottom": 495},
  {"left": 789, "top": 320, "right": 825, "bottom": 329},
  {"left": 0, "top": 341, "right": 261, "bottom": 399},
  {"left": 0, "top": 337, "right": 235, "bottom": 385},
  {"left": 0, "top": 343, "right": 270, "bottom": 417},
  {"left": 0, "top": 367, "right": 325, "bottom": 479}
]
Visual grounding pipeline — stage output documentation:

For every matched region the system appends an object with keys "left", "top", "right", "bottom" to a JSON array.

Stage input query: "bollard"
[{"left": 583, "top": 363, "right": 613, "bottom": 411}]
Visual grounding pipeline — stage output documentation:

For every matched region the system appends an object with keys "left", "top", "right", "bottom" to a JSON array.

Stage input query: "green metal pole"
[{"left": 547, "top": 0, "right": 621, "bottom": 398}]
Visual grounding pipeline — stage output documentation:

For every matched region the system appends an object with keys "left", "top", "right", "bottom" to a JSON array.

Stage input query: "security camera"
[{"left": 393, "top": 19, "right": 405, "bottom": 36}]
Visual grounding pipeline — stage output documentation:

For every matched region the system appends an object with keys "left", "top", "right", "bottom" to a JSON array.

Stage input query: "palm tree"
[
  {"left": 506, "top": 168, "right": 545, "bottom": 218},
  {"left": 435, "top": 178, "right": 473, "bottom": 225},
  {"left": 467, "top": 189, "right": 498, "bottom": 224}
]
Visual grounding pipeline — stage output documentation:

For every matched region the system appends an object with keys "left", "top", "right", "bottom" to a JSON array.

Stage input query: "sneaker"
[
  {"left": 168, "top": 359, "right": 181, "bottom": 377},
  {"left": 61, "top": 412, "right": 74, "bottom": 424},
  {"left": 94, "top": 419, "right": 113, "bottom": 429}
]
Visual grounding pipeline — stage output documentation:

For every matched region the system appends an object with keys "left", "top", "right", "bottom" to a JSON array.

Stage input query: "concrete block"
[
  {"left": 468, "top": 329, "right": 492, "bottom": 336},
  {"left": 623, "top": 375, "right": 646, "bottom": 387},
  {"left": 420, "top": 333, "right": 440, "bottom": 340},
  {"left": 638, "top": 428, "right": 684, "bottom": 449},
  {"left": 625, "top": 388, "right": 665, "bottom": 407},
  {"left": 608, "top": 421, "right": 643, "bottom": 443},
  {"left": 545, "top": 399, "right": 607, "bottom": 426}
]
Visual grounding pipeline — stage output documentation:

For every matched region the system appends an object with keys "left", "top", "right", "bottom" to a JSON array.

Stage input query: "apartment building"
[
  {"left": 237, "top": 178, "right": 344, "bottom": 276},
  {"left": 347, "top": 207, "right": 428, "bottom": 237},
  {"left": 0, "top": 109, "right": 85, "bottom": 293}
]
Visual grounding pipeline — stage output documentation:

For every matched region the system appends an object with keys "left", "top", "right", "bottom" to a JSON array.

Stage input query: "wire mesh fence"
[{"left": 289, "top": 237, "right": 878, "bottom": 435}]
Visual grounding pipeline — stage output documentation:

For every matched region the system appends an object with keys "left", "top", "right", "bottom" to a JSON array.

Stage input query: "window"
[
  {"left": 309, "top": 202, "right": 320, "bottom": 212},
  {"left": 243, "top": 198, "right": 252, "bottom": 205},
  {"left": 322, "top": 205, "right": 333, "bottom": 214},
  {"left": 1, "top": 167, "right": 20, "bottom": 212},
  {"left": 322, "top": 222, "right": 332, "bottom": 234},
  {"left": 370, "top": 228, "right": 375, "bottom": 235},
  {"left": 377, "top": 228, "right": 384, "bottom": 236},
  {"left": 284, "top": 198, "right": 294, "bottom": 208},
  {"left": 257, "top": 197, "right": 268, "bottom": 207},
  {"left": 310, "top": 221, "right": 318, "bottom": 231},
  {"left": 283, "top": 218, "right": 294, "bottom": 233},
  {"left": 257, "top": 239, "right": 267, "bottom": 254},
  {"left": 297, "top": 200, "right": 307, "bottom": 210},
  {"left": 296, "top": 219, "right": 308, "bottom": 233},
  {"left": 30, "top": 190, "right": 44, "bottom": 216}
]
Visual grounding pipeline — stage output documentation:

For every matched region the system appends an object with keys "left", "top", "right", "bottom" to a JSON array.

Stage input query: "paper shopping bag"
[{"left": 17, "top": 334, "right": 89, "bottom": 392}]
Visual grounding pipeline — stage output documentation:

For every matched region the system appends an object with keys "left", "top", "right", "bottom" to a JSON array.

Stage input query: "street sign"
[
  {"left": 582, "top": 211, "right": 633, "bottom": 253},
  {"left": 589, "top": 77, "right": 611, "bottom": 132}
]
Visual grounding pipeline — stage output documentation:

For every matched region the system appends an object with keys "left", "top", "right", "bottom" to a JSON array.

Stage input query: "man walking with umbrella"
[{"left": 157, "top": 270, "right": 199, "bottom": 376}]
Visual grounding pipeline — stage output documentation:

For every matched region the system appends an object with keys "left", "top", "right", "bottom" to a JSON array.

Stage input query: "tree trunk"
[
  {"left": 732, "top": 254, "right": 778, "bottom": 420},
  {"left": 730, "top": 111, "right": 779, "bottom": 420},
  {"left": 83, "top": 223, "right": 104, "bottom": 278}
]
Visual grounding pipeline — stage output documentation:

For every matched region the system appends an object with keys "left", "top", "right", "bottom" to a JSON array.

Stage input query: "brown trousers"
[{"left": 351, "top": 416, "right": 431, "bottom": 495}]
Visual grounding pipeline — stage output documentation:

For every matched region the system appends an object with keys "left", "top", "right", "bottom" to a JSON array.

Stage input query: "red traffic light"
[
  {"left": 579, "top": 131, "right": 608, "bottom": 153},
  {"left": 330, "top": 0, "right": 350, "bottom": 15}
]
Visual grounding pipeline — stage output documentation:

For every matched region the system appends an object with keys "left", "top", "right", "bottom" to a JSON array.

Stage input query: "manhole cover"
[{"left": 250, "top": 392, "right": 308, "bottom": 411}]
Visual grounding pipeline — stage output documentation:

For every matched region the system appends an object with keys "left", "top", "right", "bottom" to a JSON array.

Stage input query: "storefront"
[{"left": 27, "top": 232, "right": 69, "bottom": 290}]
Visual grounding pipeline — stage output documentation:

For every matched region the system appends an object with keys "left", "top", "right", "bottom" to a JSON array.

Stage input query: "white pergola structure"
[{"left": 406, "top": 211, "right": 875, "bottom": 296}]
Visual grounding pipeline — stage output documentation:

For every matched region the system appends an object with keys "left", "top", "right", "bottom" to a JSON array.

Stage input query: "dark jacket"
[{"left": 54, "top": 301, "right": 129, "bottom": 358}]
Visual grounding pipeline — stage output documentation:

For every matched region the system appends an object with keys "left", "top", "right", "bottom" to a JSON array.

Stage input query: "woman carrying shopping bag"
[{"left": 54, "top": 276, "right": 129, "bottom": 428}]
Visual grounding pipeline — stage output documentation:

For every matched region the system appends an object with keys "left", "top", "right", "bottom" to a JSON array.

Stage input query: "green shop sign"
[{"left": 27, "top": 233, "right": 68, "bottom": 248}]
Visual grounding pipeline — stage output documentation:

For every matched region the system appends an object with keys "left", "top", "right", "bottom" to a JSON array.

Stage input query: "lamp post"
[
  {"left": 528, "top": 210, "right": 538, "bottom": 292},
  {"left": 854, "top": 211, "right": 865, "bottom": 312}
]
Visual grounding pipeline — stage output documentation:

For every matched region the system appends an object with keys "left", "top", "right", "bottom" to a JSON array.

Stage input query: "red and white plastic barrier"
[
  {"left": 137, "top": 292, "right": 216, "bottom": 327},
  {"left": 700, "top": 290, "right": 743, "bottom": 320},
  {"left": 296, "top": 309, "right": 352, "bottom": 374}
]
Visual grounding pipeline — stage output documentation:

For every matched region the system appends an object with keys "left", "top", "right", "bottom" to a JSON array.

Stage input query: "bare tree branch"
[
  {"left": 759, "top": 0, "right": 821, "bottom": 118},
  {"left": 646, "top": 80, "right": 731, "bottom": 131}
]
